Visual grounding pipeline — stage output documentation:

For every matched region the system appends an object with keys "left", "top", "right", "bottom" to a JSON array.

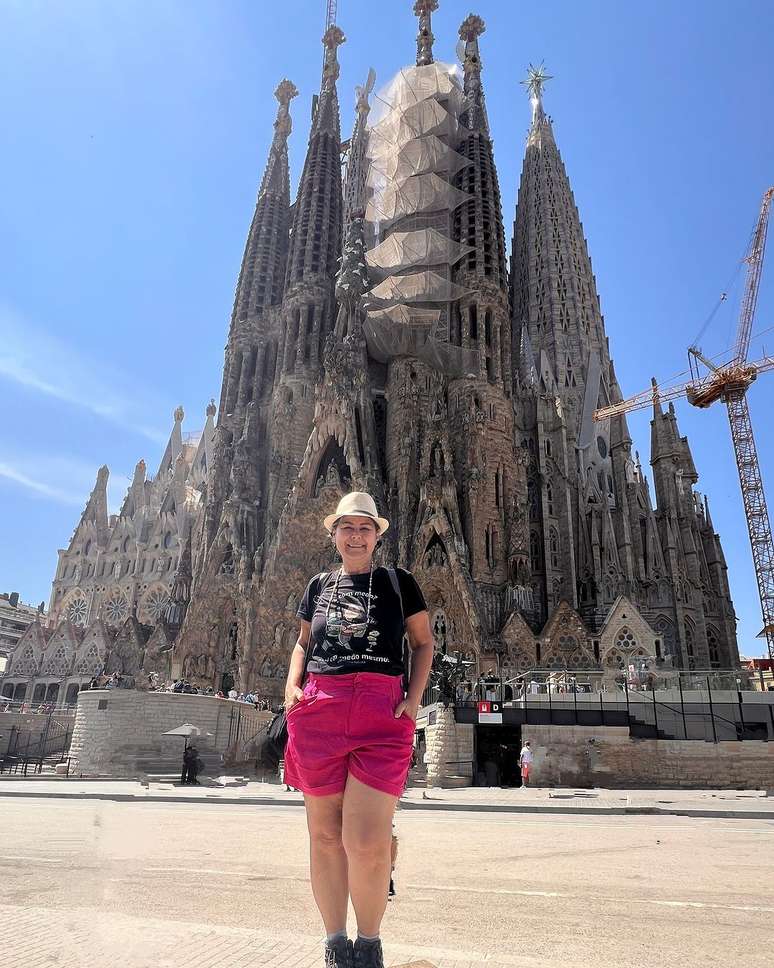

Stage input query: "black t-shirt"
[{"left": 297, "top": 567, "right": 427, "bottom": 677}]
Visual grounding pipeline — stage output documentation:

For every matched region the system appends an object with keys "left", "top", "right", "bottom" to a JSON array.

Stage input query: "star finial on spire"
[
  {"left": 414, "top": 0, "right": 439, "bottom": 67},
  {"left": 521, "top": 62, "right": 553, "bottom": 103}
]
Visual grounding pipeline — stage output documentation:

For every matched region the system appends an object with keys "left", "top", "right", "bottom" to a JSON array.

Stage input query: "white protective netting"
[
  {"left": 361, "top": 62, "right": 477, "bottom": 377},
  {"left": 366, "top": 228, "right": 471, "bottom": 275},
  {"left": 367, "top": 269, "right": 471, "bottom": 305}
]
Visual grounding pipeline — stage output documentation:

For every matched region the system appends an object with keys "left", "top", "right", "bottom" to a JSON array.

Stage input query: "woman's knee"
[
  {"left": 307, "top": 801, "right": 344, "bottom": 850},
  {"left": 342, "top": 823, "right": 390, "bottom": 861}
]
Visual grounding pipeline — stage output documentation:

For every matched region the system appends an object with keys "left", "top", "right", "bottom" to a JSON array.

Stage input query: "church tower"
[{"left": 169, "top": 4, "right": 739, "bottom": 693}]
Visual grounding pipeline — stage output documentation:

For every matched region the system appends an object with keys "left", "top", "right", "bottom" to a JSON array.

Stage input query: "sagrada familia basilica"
[{"left": 2, "top": 3, "right": 740, "bottom": 705}]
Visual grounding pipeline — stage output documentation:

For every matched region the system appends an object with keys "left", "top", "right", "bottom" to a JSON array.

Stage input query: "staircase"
[{"left": 110, "top": 745, "right": 224, "bottom": 782}]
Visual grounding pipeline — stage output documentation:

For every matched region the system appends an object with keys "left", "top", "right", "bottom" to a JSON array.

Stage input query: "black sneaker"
[
  {"left": 324, "top": 937, "right": 353, "bottom": 968},
  {"left": 388, "top": 877, "right": 395, "bottom": 898},
  {"left": 353, "top": 938, "right": 384, "bottom": 968}
]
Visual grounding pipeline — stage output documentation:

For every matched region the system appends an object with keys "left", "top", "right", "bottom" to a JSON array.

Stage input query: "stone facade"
[
  {"left": 68, "top": 690, "right": 269, "bottom": 776},
  {"left": 173, "top": 7, "right": 739, "bottom": 693},
  {"left": 3, "top": 6, "right": 740, "bottom": 705}
]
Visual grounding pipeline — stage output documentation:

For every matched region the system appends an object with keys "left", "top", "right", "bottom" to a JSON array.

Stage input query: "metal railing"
[
  {"left": 422, "top": 668, "right": 774, "bottom": 744},
  {"left": 0, "top": 713, "right": 74, "bottom": 775}
]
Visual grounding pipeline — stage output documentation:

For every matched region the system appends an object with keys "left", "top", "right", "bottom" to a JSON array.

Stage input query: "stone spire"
[
  {"left": 453, "top": 13, "right": 510, "bottom": 386},
  {"left": 510, "top": 64, "right": 612, "bottom": 437},
  {"left": 343, "top": 69, "right": 375, "bottom": 236},
  {"left": 459, "top": 14, "right": 488, "bottom": 134},
  {"left": 414, "top": 0, "right": 438, "bottom": 67},
  {"left": 230, "top": 79, "right": 298, "bottom": 333},
  {"left": 285, "top": 26, "right": 345, "bottom": 289}
]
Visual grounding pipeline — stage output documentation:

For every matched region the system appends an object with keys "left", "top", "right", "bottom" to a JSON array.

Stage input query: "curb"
[{"left": 1, "top": 788, "right": 773, "bottom": 820}]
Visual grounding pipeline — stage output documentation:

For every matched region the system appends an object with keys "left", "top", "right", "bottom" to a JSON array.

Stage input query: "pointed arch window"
[
  {"left": 530, "top": 531, "right": 541, "bottom": 572},
  {"left": 685, "top": 624, "right": 696, "bottom": 670},
  {"left": 546, "top": 484, "right": 555, "bottom": 516},
  {"left": 549, "top": 528, "right": 560, "bottom": 569},
  {"left": 708, "top": 628, "right": 721, "bottom": 669}
]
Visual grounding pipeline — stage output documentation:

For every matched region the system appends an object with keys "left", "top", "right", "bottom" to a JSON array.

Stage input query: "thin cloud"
[
  {"left": 0, "top": 305, "right": 167, "bottom": 445},
  {"left": 0, "top": 455, "right": 132, "bottom": 513}
]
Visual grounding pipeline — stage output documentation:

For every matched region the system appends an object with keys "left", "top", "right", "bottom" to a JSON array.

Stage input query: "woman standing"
[{"left": 284, "top": 492, "right": 434, "bottom": 968}]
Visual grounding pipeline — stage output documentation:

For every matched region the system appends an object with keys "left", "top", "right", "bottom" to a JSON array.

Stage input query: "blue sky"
[{"left": 1, "top": 1, "right": 773, "bottom": 655}]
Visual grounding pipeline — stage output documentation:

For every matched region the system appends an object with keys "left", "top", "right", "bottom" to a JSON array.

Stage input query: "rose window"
[
  {"left": 104, "top": 591, "right": 129, "bottom": 625},
  {"left": 66, "top": 596, "right": 89, "bottom": 626},
  {"left": 615, "top": 627, "right": 637, "bottom": 651},
  {"left": 142, "top": 588, "right": 170, "bottom": 622},
  {"left": 558, "top": 634, "right": 578, "bottom": 652}
]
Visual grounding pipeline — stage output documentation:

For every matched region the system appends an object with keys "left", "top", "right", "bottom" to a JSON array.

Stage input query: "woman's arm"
[
  {"left": 394, "top": 609, "right": 434, "bottom": 721},
  {"left": 284, "top": 619, "right": 311, "bottom": 709}
]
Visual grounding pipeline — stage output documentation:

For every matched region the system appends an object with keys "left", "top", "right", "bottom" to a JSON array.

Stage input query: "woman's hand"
[
  {"left": 285, "top": 685, "right": 304, "bottom": 711},
  {"left": 394, "top": 697, "right": 419, "bottom": 723}
]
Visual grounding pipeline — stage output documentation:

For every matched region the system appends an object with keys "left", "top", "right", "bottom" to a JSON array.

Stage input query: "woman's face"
[{"left": 333, "top": 515, "right": 379, "bottom": 571}]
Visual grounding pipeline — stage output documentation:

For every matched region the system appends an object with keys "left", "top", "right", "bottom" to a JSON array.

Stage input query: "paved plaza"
[{"left": 1, "top": 794, "right": 773, "bottom": 968}]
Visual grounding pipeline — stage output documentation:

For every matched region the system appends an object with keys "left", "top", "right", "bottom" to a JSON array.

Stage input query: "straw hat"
[{"left": 323, "top": 492, "right": 390, "bottom": 536}]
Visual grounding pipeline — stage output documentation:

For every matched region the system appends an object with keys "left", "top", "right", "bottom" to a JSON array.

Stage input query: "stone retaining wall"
[
  {"left": 524, "top": 725, "right": 774, "bottom": 789},
  {"left": 68, "top": 690, "right": 270, "bottom": 776}
]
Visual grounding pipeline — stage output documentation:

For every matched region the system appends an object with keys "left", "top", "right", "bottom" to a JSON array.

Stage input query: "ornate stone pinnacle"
[
  {"left": 322, "top": 25, "right": 345, "bottom": 87},
  {"left": 414, "top": 0, "right": 438, "bottom": 67},
  {"left": 322, "top": 24, "right": 346, "bottom": 50},
  {"left": 459, "top": 13, "right": 485, "bottom": 41},
  {"left": 174, "top": 406, "right": 185, "bottom": 423},
  {"left": 521, "top": 62, "right": 553, "bottom": 103},
  {"left": 274, "top": 79, "right": 299, "bottom": 107},
  {"left": 206, "top": 399, "right": 217, "bottom": 417}
]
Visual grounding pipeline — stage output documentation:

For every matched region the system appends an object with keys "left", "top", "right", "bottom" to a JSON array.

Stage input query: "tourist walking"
[
  {"left": 519, "top": 741, "right": 534, "bottom": 787},
  {"left": 283, "top": 492, "right": 434, "bottom": 968}
]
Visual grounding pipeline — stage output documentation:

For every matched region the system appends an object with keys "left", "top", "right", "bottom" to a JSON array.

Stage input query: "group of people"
[
  {"left": 180, "top": 743, "right": 202, "bottom": 785},
  {"left": 146, "top": 676, "right": 273, "bottom": 709}
]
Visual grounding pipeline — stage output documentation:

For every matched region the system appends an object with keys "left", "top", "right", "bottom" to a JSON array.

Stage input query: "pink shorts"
[{"left": 283, "top": 672, "right": 415, "bottom": 798}]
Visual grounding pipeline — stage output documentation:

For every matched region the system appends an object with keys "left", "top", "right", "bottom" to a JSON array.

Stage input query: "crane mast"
[{"left": 326, "top": 0, "right": 338, "bottom": 30}]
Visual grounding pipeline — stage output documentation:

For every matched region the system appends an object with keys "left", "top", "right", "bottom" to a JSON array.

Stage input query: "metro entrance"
[{"left": 474, "top": 723, "right": 522, "bottom": 787}]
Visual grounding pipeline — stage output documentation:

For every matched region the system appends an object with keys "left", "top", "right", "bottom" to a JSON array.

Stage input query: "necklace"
[{"left": 325, "top": 560, "right": 375, "bottom": 633}]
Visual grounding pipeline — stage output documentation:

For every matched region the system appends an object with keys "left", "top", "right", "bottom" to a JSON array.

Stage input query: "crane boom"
[
  {"left": 326, "top": 0, "right": 337, "bottom": 29},
  {"left": 735, "top": 187, "right": 773, "bottom": 363},
  {"left": 594, "top": 356, "right": 774, "bottom": 420}
]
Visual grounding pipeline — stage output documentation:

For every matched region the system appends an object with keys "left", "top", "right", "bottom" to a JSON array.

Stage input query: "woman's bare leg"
[
  {"left": 341, "top": 774, "right": 397, "bottom": 937},
  {"left": 304, "top": 791, "right": 349, "bottom": 935}
]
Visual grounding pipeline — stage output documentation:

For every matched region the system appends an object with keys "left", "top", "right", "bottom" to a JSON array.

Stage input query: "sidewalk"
[{"left": 1, "top": 774, "right": 773, "bottom": 818}]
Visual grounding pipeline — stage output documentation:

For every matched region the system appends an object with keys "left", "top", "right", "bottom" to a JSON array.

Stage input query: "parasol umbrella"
[{"left": 162, "top": 723, "right": 212, "bottom": 749}]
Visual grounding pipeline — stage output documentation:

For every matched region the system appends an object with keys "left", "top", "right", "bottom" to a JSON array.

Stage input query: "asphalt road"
[{"left": 1, "top": 797, "right": 773, "bottom": 967}]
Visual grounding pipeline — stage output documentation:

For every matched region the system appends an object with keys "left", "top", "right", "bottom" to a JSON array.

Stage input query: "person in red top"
[{"left": 284, "top": 493, "right": 434, "bottom": 968}]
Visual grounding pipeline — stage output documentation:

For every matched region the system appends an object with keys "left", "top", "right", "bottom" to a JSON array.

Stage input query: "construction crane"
[
  {"left": 594, "top": 187, "right": 774, "bottom": 662},
  {"left": 326, "top": 0, "right": 337, "bottom": 30}
]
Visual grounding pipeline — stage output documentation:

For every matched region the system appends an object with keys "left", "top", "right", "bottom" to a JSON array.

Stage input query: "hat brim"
[{"left": 324, "top": 512, "right": 389, "bottom": 536}]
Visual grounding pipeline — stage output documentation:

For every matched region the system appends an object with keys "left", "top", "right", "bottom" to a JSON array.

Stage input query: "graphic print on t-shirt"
[
  {"left": 325, "top": 590, "right": 380, "bottom": 653},
  {"left": 298, "top": 567, "right": 427, "bottom": 677}
]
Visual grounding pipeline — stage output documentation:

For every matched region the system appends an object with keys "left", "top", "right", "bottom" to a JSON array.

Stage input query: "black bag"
[{"left": 254, "top": 572, "right": 330, "bottom": 768}]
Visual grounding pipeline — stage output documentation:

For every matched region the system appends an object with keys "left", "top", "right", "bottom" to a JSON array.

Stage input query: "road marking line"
[
  {"left": 143, "top": 866, "right": 307, "bottom": 881},
  {"left": 406, "top": 882, "right": 774, "bottom": 914}
]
